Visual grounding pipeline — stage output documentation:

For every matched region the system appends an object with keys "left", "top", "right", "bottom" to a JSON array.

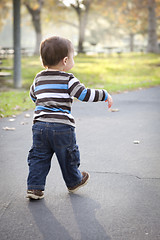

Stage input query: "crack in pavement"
[
  {"left": 0, "top": 201, "right": 12, "bottom": 219},
  {"left": 89, "top": 171, "right": 160, "bottom": 180}
]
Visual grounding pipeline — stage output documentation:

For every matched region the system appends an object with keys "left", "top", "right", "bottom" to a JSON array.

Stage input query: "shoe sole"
[
  {"left": 68, "top": 173, "right": 90, "bottom": 193},
  {"left": 26, "top": 193, "right": 44, "bottom": 200}
]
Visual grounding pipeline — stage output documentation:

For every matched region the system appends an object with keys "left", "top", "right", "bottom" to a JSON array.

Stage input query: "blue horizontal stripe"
[
  {"left": 78, "top": 89, "right": 87, "bottom": 101},
  {"left": 35, "top": 84, "right": 68, "bottom": 92},
  {"left": 35, "top": 106, "right": 71, "bottom": 114}
]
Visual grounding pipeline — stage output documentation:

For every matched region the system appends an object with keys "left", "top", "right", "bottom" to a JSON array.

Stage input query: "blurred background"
[
  {"left": 0, "top": 0, "right": 160, "bottom": 56},
  {"left": 0, "top": 0, "right": 160, "bottom": 117}
]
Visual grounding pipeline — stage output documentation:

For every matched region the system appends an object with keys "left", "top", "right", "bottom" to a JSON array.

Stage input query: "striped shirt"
[{"left": 30, "top": 70, "right": 108, "bottom": 127}]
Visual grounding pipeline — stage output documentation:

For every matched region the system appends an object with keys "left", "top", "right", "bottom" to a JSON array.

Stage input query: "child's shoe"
[
  {"left": 68, "top": 171, "right": 90, "bottom": 193},
  {"left": 26, "top": 190, "right": 44, "bottom": 200}
]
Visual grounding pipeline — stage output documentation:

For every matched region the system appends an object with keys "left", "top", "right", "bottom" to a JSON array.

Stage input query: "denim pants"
[{"left": 27, "top": 122, "right": 82, "bottom": 190}]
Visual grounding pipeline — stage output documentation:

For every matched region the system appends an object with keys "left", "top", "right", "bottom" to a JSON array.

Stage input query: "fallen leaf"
[
  {"left": 9, "top": 119, "right": 15, "bottom": 122},
  {"left": 108, "top": 108, "right": 119, "bottom": 112},
  {"left": 2, "top": 127, "right": 16, "bottom": 131},
  {"left": 133, "top": 140, "right": 140, "bottom": 144},
  {"left": 25, "top": 113, "right": 30, "bottom": 118}
]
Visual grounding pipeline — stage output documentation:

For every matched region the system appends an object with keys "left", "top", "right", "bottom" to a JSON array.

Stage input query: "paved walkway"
[{"left": 0, "top": 87, "right": 160, "bottom": 240}]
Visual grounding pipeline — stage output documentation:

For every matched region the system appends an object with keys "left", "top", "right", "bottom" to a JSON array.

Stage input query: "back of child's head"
[{"left": 40, "top": 36, "right": 73, "bottom": 67}]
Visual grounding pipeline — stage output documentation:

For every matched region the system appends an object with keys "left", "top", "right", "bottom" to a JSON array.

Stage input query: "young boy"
[{"left": 27, "top": 36, "right": 113, "bottom": 200}]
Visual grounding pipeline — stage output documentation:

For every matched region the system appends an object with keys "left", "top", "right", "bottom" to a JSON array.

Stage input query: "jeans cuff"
[
  {"left": 28, "top": 185, "right": 45, "bottom": 191},
  {"left": 66, "top": 175, "right": 82, "bottom": 188}
]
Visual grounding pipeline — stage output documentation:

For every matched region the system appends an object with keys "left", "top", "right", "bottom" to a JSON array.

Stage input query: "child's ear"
[{"left": 63, "top": 57, "right": 68, "bottom": 65}]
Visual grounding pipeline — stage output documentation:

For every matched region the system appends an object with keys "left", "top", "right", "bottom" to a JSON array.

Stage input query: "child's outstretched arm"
[{"left": 68, "top": 75, "right": 113, "bottom": 108}]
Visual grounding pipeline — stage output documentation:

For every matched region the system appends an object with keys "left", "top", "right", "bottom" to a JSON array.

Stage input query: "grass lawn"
[{"left": 0, "top": 52, "right": 160, "bottom": 117}]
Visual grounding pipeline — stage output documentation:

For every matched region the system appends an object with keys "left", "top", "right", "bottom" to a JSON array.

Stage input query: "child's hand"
[{"left": 105, "top": 94, "right": 113, "bottom": 108}]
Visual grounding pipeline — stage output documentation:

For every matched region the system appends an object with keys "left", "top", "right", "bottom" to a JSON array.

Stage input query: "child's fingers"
[
  {"left": 108, "top": 100, "right": 112, "bottom": 108},
  {"left": 107, "top": 95, "right": 113, "bottom": 108},
  {"left": 105, "top": 94, "right": 113, "bottom": 108}
]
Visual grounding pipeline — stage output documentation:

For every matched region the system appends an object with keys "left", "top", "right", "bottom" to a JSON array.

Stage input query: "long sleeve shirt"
[{"left": 30, "top": 70, "right": 108, "bottom": 127}]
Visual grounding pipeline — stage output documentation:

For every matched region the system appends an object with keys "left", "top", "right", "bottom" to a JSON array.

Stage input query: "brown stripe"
[
  {"left": 68, "top": 81, "right": 79, "bottom": 94},
  {"left": 31, "top": 85, "right": 34, "bottom": 92},
  {"left": 37, "top": 97, "right": 72, "bottom": 103},
  {"left": 30, "top": 85, "right": 35, "bottom": 96},
  {"left": 36, "top": 71, "right": 69, "bottom": 78},
  {"left": 30, "top": 92, "right": 35, "bottom": 99},
  {"left": 34, "top": 114, "right": 75, "bottom": 123},
  {"left": 101, "top": 90, "right": 105, "bottom": 101},
  {"left": 35, "top": 80, "right": 68, "bottom": 86},
  {"left": 69, "top": 74, "right": 74, "bottom": 80},
  {"left": 35, "top": 89, "right": 68, "bottom": 94},
  {"left": 83, "top": 89, "right": 91, "bottom": 102},
  {"left": 74, "top": 86, "right": 85, "bottom": 99},
  {"left": 93, "top": 90, "right": 99, "bottom": 102}
]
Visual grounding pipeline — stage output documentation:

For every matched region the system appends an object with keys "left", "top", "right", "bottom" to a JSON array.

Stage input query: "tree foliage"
[
  {"left": 0, "top": 0, "right": 12, "bottom": 31},
  {"left": 0, "top": 0, "right": 159, "bottom": 53},
  {"left": 95, "top": 0, "right": 160, "bottom": 53}
]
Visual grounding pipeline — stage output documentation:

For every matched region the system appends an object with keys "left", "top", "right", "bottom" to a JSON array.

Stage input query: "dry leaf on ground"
[{"left": 2, "top": 127, "right": 16, "bottom": 131}]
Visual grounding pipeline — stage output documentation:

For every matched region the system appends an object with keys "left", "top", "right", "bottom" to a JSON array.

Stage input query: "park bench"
[
  {"left": 0, "top": 66, "right": 12, "bottom": 78},
  {"left": 0, "top": 66, "right": 13, "bottom": 71},
  {"left": 0, "top": 72, "right": 11, "bottom": 78}
]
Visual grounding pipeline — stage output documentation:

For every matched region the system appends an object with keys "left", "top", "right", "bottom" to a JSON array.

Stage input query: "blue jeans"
[{"left": 27, "top": 122, "right": 82, "bottom": 190}]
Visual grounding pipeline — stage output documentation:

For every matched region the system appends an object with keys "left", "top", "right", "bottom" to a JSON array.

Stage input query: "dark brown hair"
[{"left": 40, "top": 36, "right": 73, "bottom": 67}]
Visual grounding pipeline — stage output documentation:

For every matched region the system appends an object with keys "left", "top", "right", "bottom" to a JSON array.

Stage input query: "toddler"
[{"left": 27, "top": 36, "right": 113, "bottom": 199}]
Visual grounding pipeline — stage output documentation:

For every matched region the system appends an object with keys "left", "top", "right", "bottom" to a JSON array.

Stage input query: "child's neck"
[
  {"left": 47, "top": 68, "right": 63, "bottom": 71},
  {"left": 46, "top": 63, "right": 64, "bottom": 72}
]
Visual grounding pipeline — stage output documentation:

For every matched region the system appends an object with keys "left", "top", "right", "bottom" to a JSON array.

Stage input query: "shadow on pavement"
[
  {"left": 28, "top": 199, "right": 73, "bottom": 240},
  {"left": 69, "top": 194, "right": 111, "bottom": 240},
  {"left": 27, "top": 194, "right": 111, "bottom": 240}
]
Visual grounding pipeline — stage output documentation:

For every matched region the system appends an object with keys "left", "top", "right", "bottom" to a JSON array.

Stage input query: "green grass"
[
  {"left": 72, "top": 53, "right": 160, "bottom": 92},
  {"left": 0, "top": 53, "right": 160, "bottom": 117},
  {"left": 0, "top": 90, "right": 34, "bottom": 117}
]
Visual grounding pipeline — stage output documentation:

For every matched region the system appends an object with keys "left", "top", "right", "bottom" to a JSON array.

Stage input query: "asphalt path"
[{"left": 0, "top": 87, "right": 160, "bottom": 240}]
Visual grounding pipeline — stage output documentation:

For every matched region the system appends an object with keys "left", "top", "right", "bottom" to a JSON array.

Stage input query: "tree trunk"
[
  {"left": 129, "top": 33, "right": 134, "bottom": 52},
  {"left": 32, "top": 9, "right": 42, "bottom": 55},
  {"left": 72, "top": 0, "right": 91, "bottom": 53},
  {"left": 78, "top": 13, "right": 86, "bottom": 53},
  {"left": 147, "top": 0, "right": 159, "bottom": 53},
  {"left": 24, "top": 1, "right": 43, "bottom": 55}
]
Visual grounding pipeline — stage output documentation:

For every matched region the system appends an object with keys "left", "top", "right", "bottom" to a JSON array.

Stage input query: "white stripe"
[
  {"left": 68, "top": 77, "right": 79, "bottom": 88},
  {"left": 89, "top": 89, "right": 95, "bottom": 102},
  {"left": 36, "top": 75, "right": 69, "bottom": 82},
  {"left": 34, "top": 111, "right": 74, "bottom": 119},
  {"left": 99, "top": 90, "right": 104, "bottom": 101},
  {"left": 37, "top": 93, "right": 70, "bottom": 99}
]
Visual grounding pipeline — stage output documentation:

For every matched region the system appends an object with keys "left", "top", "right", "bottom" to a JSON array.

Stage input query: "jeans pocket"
[
  {"left": 67, "top": 145, "right": 80, "bottom": 167},
  {"left": 27, "top": 147, "right": 34, "bottom": 166},
  {"left": 54, "top": 129, "right": 72, "bottom": 148},
  {"left": 32, "top": 128, "right": 43, "bottom": 148}
]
